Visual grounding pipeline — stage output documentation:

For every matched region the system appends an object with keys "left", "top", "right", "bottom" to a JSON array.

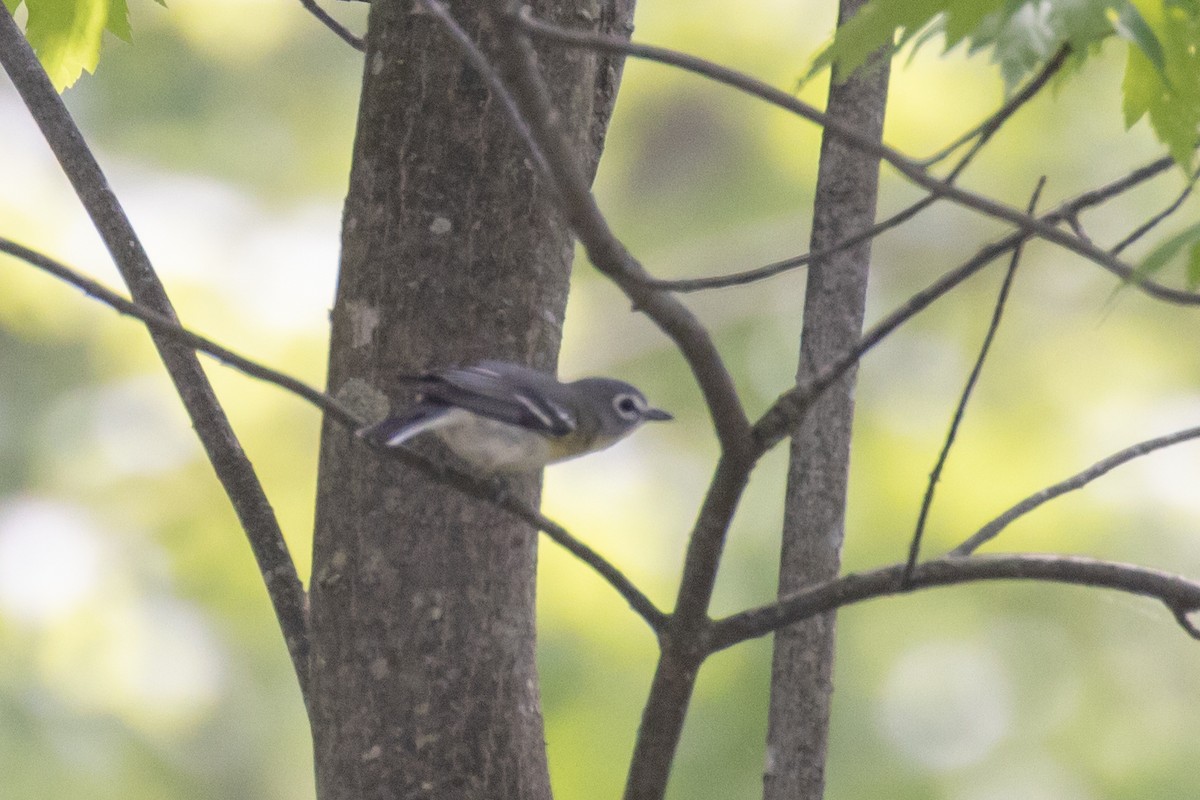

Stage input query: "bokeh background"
[{"left": 2, "top": 1, "right": 1200, "bottom": 798}]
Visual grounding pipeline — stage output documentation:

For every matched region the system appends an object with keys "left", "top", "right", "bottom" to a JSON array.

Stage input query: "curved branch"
[
  {"left": 952, "top": 424, "right": 1200, "bottom": 556},
  {"left": 644, "top": 197, "right": 932, "bottom": 293},
  {"left": 519, "top": 12, "right": 1200, "bottom": 306},
  {"left": 708, "top": 553, "right": 1200, "bottom": 653},
  {"left": 413, "top": 0, "right": 552, "bottom": 180},
  {"left": 1110, "top": 177, "right": 1196, "bottom": 256},
  {"left": 1170, "top": 604, "right": 1200, "bottom": 640},
  {"left": 448, "top": 461, "right": 669, "bottom": 632}
]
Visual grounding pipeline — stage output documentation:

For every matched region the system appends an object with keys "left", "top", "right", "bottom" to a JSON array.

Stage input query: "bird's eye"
[{"left": 613, "top": 394, "right": 644, "bottom": 420}]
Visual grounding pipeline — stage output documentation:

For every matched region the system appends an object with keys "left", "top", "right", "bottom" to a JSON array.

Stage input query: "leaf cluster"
[
  {"left": 4, "top": 0, "right": 163, "bottom": 89},
  {"left": 813, "top": 0, "right": 1200, "bottom": 169}
]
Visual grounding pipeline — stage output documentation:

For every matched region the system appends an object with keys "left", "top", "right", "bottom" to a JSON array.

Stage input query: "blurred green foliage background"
[{"left": 2, "top": 1, "right": 1200, "bottom": 799}]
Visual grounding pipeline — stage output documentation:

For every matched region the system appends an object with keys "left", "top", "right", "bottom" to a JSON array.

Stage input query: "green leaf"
[
  {"left": 813, "top": 0, "right": 1200, "bottom": 168},
  {"left": 979, "top": 1, "right": 1122, "bottom": 88},
  {"left": 976, "top": 2, "right": 1062, "bottom": 88},
  {"left": 1111, "top": 2, "right": 1167, "bottom": 76},
  {"left": 105, "top": 0, "right": 130, "bottom": 42},
  {"left": 810, "top": 1, "right": 1132, "bottom": 91},
  {"left": 1133, "top": 221, "right": 1200, "bottom": 284},
  {"left": 1122, "top": 38, "right": 1157, "bottom": 126},
  {"left": 1187, "top": 240, "right": 1200, "bottom": 289},
  {"left": 22, "top": 0, "right": 110, "bottom": 90},
  {"left": 942, "top": 0, "right": 1009, "bottom": 48},
  {"left": 807, "top": 0, "right": 953, "bottom": 84},
  {"left": 13, "top": 0, "right": 158, "bottom": 90},
  {"left": 1120, "top": 0, "right": 1200, "bottom": 169}
]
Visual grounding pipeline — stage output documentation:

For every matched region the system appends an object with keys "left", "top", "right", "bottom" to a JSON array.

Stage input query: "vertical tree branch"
[
  {"left": 764, "top": 2, "right": 889, "bottom": 798},
  {"left": 0, "top": 9, "right": 312, "bottom": 710},
  {"left": 623, "top": 451, "right": 755, "bottom": 800}
]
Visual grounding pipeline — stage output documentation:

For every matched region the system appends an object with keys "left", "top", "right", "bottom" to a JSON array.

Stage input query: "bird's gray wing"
[{"left": 419, "top": 363, "right": 576, "bottom": 436}]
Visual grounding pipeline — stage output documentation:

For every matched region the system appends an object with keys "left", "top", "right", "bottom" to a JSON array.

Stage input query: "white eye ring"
[{"left": 612, "top": 393, "right": 645, "bottom": 421}]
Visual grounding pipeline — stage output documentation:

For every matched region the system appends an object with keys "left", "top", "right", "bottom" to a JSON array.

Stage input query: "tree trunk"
[
  {"left": 308, "top": 2, "right": 633, "bottom": 798},
  {"left": 763, "top": 1, "right": 890, "bottom": 798}
]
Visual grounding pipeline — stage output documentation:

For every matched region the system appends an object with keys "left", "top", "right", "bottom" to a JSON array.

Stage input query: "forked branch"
[
  {"left": 709, "top": 554, "right": 1200, "bottom": 652},
  {"left": 518, "top": 10, "right": 1200, "bottom": 306},
  {"left": 752, "top": 155, "right": 1179, "bottom": 457},
  {"left": 903, "top": 179, "right": 1044, "bottom": 582}
]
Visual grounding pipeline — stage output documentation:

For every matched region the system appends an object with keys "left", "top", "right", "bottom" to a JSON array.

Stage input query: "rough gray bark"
[
  {"left": 763, "top": 1, "right": 891, "bottom": 798},
  {"left": 307, "top": 2, "right": 633, "bottom": 798}
]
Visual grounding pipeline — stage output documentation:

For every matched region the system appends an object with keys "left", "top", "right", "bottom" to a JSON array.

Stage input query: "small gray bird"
[{"left": 358, "top": 360, "right": 672, "bottom": 473}]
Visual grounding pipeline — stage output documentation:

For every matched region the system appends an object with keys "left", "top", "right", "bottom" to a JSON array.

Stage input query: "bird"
[{"left": 357, "top": 360, "right": 672, "bottom": 473}]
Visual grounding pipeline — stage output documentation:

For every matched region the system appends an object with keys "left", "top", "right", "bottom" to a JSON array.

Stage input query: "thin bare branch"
[
  {"left": 420, "top": 10, "right": 759, "bottom": 800},
  {"left": 708, "top": 554, "right": 1200, "bottom": 653},
  {"left": 483, "top": 0, "right": 756, "bottom": 648},
  {"left": 923, "top": 46, "right": 1070, "bottom": 171},
  {"left": 362, "top": 447, "right": 669, "bottom": 630},
  {"left": 621, "top": 454, "right": 751, "bottom": 800},
  {"left": 0, "top": 236, "right": 667, "bottom": 632},
  {"left": 903, "top": 179, "right": 1044, "bottom": 583},
  {"left": 514, "top": 7, "right": 907, "bottom": 169},
  {"left": 0, "top": 11, "right": 312, "bottom": 709},
  {"left": 644, "top": 198, "right": 931, "bottom": 293},
  {"left": 445, "top": 459, "right": 669, "bottom": 632},
  {"left": 0, "top": 236, "right": 361, "bottom": 429},
  {"left": 1111, "top": 177, "right": 1197, "bottom": 256},
  {"left": 421, "top": 0, "right": 758, "bottom": 657},
  {"left": 649, "top": 48, "right": 1066, "bottom": 295},
  {"left": 951, "top": 424, "right": 1200, "bottom": 556},
  {"left": 648, "top": 45, "right": 1068, "bottom": 294},
  {"left": 519, "top": 11, "right": 1200, "bottom": 306},
  {"left": 751, "top": 155, "right": 1179, "bottom": 457},
  {"left": 297, "top": 0, "right": 365, "bottom": 51}
]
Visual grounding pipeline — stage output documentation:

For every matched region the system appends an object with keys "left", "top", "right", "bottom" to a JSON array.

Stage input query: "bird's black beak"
[{"left": 644, "top": 408, "right": 673, "bottom": 422}]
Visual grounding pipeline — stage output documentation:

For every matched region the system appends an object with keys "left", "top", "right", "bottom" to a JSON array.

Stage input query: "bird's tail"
[{"left": 356, "top": 404, "right": 451, "bottom": 447}]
